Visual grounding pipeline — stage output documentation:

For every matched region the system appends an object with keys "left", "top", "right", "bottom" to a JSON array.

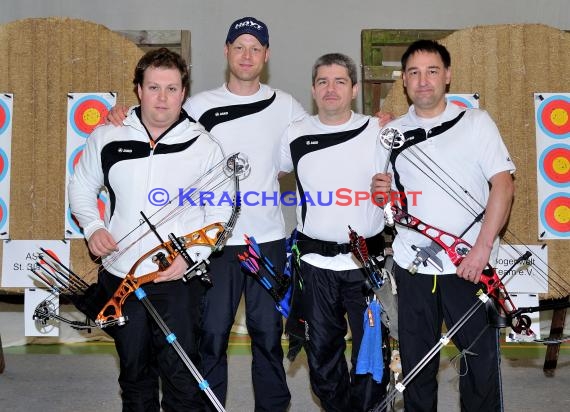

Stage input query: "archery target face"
[
  {"left": 536, "top": 95, "right": 570, "bottom": 139},
  {"left": 540, "top": 193, "right": 570, "bottom": 237},
  {"left": 69, "top": 95, "right": 111, "bottom": 138},
  {"left": 538, "top": 144, "right": 570, "bottom": 187},
  {"left": 0, "top": 98, "right": 11, "bottom": 135}
]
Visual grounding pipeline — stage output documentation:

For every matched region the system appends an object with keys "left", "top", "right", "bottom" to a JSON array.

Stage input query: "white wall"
[{"left": 0, "top": 0, "right": 568, "bottom": 112}]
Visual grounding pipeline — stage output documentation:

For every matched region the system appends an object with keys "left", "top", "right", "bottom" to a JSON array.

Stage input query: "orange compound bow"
[
  {"left": 31, "top": 153, "right": 247, "bottom": 333},
  {"left": 95, "top": 222, "right": 227, "bottom": 328}
]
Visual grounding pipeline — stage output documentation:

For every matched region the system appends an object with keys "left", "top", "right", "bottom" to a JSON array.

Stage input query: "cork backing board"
[
  {"left": 0, "top": 17, "right": 143, "bottom": 290},
  {"left": 381, "top": 24, "right": 570, "bottom": 298}
]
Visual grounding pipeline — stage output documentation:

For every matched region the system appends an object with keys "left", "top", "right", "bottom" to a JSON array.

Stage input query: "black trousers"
[
  {"left": 99, "top": 270, "right": 205, "bottom": 412},
  {"left": 199, "top": 239, "right": 291, "bottom": 412},
  {"left": 299, "top": 261, "right": 388, "bottom": 412},
  {"left": 395, "top": 264, "right": 503, "bottom": 412}
]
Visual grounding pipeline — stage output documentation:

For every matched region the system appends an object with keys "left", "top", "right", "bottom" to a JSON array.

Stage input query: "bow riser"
[
  {"left": 392, "top": 206, "right": 471, "bottom": 265},
  {"left": 390, "top": 204, "right": 533, "bottom": 336}
]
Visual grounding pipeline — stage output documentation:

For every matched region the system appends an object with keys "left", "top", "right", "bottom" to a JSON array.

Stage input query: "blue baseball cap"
[{"left": 225, "top": 17, "right": 269, "bottom": 47}]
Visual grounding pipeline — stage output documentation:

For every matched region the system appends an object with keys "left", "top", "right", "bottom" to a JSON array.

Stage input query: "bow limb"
[{"left": 370, "top": 252, "right": 531, "bottom": 412}]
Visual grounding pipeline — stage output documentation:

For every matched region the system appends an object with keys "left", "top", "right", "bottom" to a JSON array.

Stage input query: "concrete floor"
[{"left": 1, "top": 344, "right": 569, "bottom": 411}]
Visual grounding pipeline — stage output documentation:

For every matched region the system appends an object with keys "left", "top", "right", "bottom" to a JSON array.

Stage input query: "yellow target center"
[
  {"left": 83, "top": 108, "right": 101, "bottom": 126},
  {"left": 553, "top": 205, "right": 570, "bottom": 224},
  {"left": 552, "top": 156, "right": 569, "bottom": 174},
  {"left": 550, "top": 108, "right": 568, "bottom": 127}
]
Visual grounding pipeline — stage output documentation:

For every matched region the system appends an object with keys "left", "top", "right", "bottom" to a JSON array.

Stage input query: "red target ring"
[{"left": 0, "top": 104, "right": 6, "bottom": 131}]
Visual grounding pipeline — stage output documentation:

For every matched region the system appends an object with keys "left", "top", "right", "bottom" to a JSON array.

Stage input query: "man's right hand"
[
  {"left": 106, "top": 105, "right": 129, "bottom": 126},
  {"left": 371, "top": 172, "right": 392, "bottom": 202},
  {"left": 88, "top": 228, "right": 119, "bottom": 257}
]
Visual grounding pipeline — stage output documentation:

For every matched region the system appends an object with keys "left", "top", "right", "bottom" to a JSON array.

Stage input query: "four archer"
[{"left": 28, "top": 36, "right": 563, "bottom": 412}]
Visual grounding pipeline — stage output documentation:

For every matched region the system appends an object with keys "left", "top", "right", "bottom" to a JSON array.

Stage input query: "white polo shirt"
[{"left": 280, "top": 112, "right": 387, "bottom": 270}]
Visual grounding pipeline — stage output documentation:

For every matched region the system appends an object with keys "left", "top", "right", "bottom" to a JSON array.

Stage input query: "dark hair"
[
  {"left": 133, "top": 48, "right": 189, "bottom": 100},
  {"left": 312, "top": 53, "right": 358, "bottom": 86},
  {"left": 401, "top": 40, "right": 451, "bottom": 71}
]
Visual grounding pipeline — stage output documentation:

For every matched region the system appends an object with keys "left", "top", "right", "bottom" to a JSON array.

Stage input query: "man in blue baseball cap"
[{"left": 188, "top": 16, "right": 305, "bottom": 411}]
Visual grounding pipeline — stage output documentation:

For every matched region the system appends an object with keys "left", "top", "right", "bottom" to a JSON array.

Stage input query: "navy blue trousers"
[
  {"left": 199, "top": 239, "right": 290, "bottom": 412},
  {"left": 395, "top": 264, "right": 503, "bottom": 412},
  {"left": 100, "top": 270, "right": 205, "bottom": 412},
  {"left": 299, "top": 261, "right": 388, "bottom": 412}
]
